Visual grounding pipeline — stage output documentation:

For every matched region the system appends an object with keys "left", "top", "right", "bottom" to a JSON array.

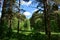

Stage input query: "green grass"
[
  {"left": 13, "top": 30, "right": 60, "bottom": 35},
  {"left": 40, "top": 32, "right": 60, "bottom": 35}
]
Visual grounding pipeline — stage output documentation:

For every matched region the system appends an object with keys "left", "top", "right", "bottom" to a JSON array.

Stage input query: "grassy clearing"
[{"left": 13, "top": 30, "right": 60, "bottom": 35}]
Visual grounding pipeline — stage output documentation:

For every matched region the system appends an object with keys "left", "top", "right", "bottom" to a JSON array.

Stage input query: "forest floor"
[
  {"left": 1, "top": 30, "right": 60, "bottom": 40},
  {"left": 13, "top": 30, "right": 60, "bottom": 35}
]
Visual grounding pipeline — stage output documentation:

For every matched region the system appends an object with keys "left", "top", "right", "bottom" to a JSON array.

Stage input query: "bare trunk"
[
  {"left": 17, "top": 19, "right": 20, "bottom": 33},
  {"left": 17, "top": 0, "right": 20, "bottom": 34},
  {"left": 8, "top": 16, "right": 12, "bottom": 38},
  {"left": 7, "top": 0, "right": 13, "bottom": 37},
  {"left": 0, "top": 0, "right": 7, "bottom": 38},
  {"left": 43, "top": 0, "right": 48, "bottom": 35},
  {"left": 43, "top": 0, "right": 51, "bottom": 40}
]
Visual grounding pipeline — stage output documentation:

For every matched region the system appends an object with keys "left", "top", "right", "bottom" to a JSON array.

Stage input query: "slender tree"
[
  {"left": 43, "top": 0, "right": 51, "bottom": 40},
  {"left": 0, "top": 0, "right": 7, "bottom": 38},
  {"left": 17, "top": 0, "right": 20, "bottom": 34},
  {"left": 6, "top": 0, "right": 16, "bottom": 38},
  {"left": 0, "top": 0, "right": 16, "bottom": 38}
]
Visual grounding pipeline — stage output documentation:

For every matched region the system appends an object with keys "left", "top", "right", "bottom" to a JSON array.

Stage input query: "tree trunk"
[
  {"left": 17, "top": 19, "right": 20, "bottom": 34},
  {"left": 7, "top": 0, "right": 13, "bottom": 37},
  {"left": 43, "top": 0, "right": 51, "bottom": 40},
  {"left": 8, "top": 16, "right": 12, "bottom": 38},
  {"left": 0, "top": 0, "right": 7, "bottom": 38},
  {"left": 17, "top": 0, "right": 20, "bottom": 34},
  {"left": 43, "top": 0, "right": 48, "bottom": 35}
]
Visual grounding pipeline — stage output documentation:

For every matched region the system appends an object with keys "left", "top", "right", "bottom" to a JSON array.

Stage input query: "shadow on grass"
[{"left": 1, "top": 32, "right": 60, "bottom": 40}]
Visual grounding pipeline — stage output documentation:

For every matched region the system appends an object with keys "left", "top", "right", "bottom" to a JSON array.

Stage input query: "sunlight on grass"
[{"left": 13, "top": 30, "right": 60, "bottom": 35}]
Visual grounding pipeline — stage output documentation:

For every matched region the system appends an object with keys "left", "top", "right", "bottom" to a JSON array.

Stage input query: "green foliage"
[
  {"left": 51, "top": 35, "right": 60, "bottom": 40},
  {"left": 12, "top": 17, "right": 18, "bottom": 30},
  {"left": 1, "top": 33, "right": 60, "bottom": 40},
  {"left": 1, "top": 0, "right": 60, "bottom": 39},
  {"left": 50, "top": 20, "right": 59, "bottom": 32},
  {"left": 35, "top": 18, "right": 43, "bottom": 31},
  {"left": 30, "top": 11, "right": 44, "bottom": 31},
  {"left": 52, "top": 3, "right": 58, "bottom": 11},
  {"left": 20, "top": 21, "right": 25, "bottom": 30},
  {"left": 24, "top": 19, "right": 31, "bottom": 30}
]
